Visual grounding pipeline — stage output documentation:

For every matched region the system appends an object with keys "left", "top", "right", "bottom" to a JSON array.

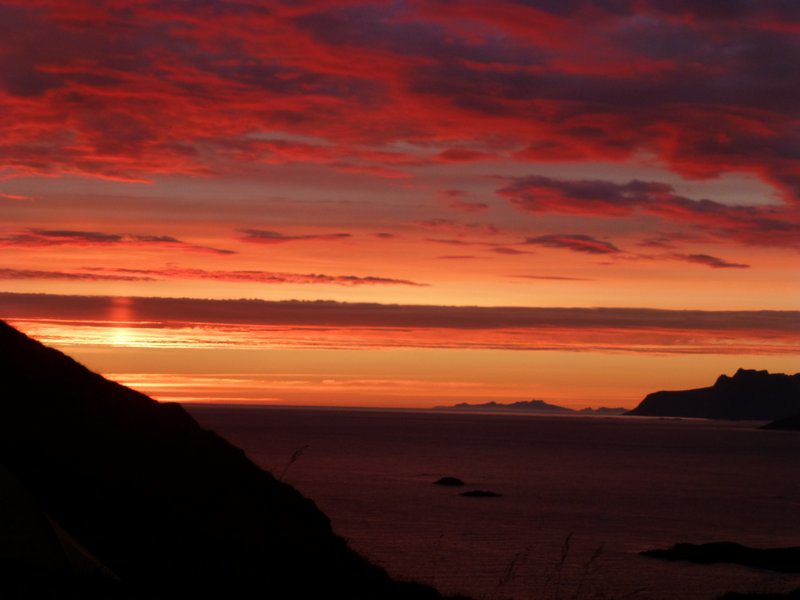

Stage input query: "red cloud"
[
  {"left": 0, "top": 192, "right": 31, "bottom": 201},
  {"left": 0, "top": 0, "right": 797, "bottom": 212}
]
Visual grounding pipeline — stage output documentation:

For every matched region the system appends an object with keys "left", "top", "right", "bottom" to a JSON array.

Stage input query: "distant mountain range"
[
  {"left": 434, "top": 399, "right": 627, "bottom": 415},
  {"left": 626, "top": 369, "right": 800, "bottom": 421}
]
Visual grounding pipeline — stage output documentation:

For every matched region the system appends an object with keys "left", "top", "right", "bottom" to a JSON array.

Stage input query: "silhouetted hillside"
[
  {"left": 626, "top": 369, "right": 800, "bottom": 420},
  {"left": 0, "top": 321, "right": 456, "bottom": 599}
]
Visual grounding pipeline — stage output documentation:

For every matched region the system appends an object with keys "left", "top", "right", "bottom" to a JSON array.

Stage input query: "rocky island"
[{"left": 642, "top": 542, "right": 800, "bottom": 574}]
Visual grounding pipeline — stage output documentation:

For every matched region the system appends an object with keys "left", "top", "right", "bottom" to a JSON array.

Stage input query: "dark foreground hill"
[
  {"left": 626, "top": 369, "right": 800, "bottom": 420},
  {"left": 0, "top": 321, "right": 454, "bottom": 599}
]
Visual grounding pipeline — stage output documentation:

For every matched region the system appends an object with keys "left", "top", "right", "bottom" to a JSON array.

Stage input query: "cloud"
[
  {"left": 428, "top": 230, "right": 749, "bottom": 268},
  {"left": 499, "top": 176, "right": 671, "bottom": 215},
  {"left": 87, "top": 267, "right": 426, "bottom": 287},
  {"left": 499, "top": 175, "right": 800, "bottom": 248},
  {"left": 525, "top": 234, "right": 621, "bottom": 254},
  {"left": 239, "top": 229, "right": 352, "bottom": 244},
  {"left": 0, "top": 268, "right": 154, "bottom": 282},
  {"left": 512, "top": 275, "right": 591, "bottom": 281},
  {"left": 638, "top": 235, "right": 683, "bottom": 249},
  {"left": 670, "top": 254, "right": 750, "bottom": 269},
  {"left": 448, "top": 200, "right": 489, "bottom": 212},
  {"left": 0, "top": 0, "right": 794, "bottom": 211},
  {"left": 2, "top": 292, "right": 798, "bottom": 355},
  {"left": 1, "top": 0, "right": 799, "bottom": 283},
  {"left": 3, "top": 290, "right": 793, "bottom": 333},
  {"left": 436, "top": 148, "right": 498, "bottom": 162},
  {"left": 438, "top": 190, "right": 490, "bottom": 213},
  {"left": 415, "top": 219, "right": 499, "bottom": 236},
  {"left": 0, "top": 192, "right": 31, "bottom": 201},
  {"left": 424, "top": 237, "right": 480, "bottom": 246},
  {"left": 0, "top": 229, "right": 235, "bottom": 255},
  {"left": 490, "top": 247, "right": 533, "bottom": 255}
]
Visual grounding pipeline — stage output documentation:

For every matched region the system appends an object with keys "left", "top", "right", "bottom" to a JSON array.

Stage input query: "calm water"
[{"left": 186, "top": 406, "right": 800, "bottom": 599}]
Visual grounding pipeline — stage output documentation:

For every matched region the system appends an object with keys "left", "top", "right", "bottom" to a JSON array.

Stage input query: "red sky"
[{"left": 1, "top": 1, "right": 798, "bottom": 407}]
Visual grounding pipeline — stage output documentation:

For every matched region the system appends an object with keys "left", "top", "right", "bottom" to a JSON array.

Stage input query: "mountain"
[
  {"left": 578, "top": 407, "right": 628, "bottom": 415},
  {"left": 0, "top": 321, "right": 455, "bottom": 599},
  {"left": 626, "top": 369, "right": 800, "bottom": 420},
  {"left": 435, "top": 399, "right": 574, "bottom": 413},
  {"left": 434, "top": 400, "right": 626, "bottom": 415}
]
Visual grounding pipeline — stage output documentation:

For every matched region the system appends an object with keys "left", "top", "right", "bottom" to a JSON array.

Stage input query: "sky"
[{"left": 1, "top": 0, "right": 799, "bottom": 407}]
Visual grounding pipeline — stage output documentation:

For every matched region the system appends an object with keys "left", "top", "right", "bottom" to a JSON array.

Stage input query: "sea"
[{"left": 186, "top": 406, "right": 800, "bottom": 600}]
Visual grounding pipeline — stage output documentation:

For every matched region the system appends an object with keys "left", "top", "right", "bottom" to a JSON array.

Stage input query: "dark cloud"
[
  {"left": 525, "top": 234, "right": 621, "bottom": 254},
  {"left": 500, "top": 175, "right": 800, "bottom": 248},
  {"left": 490, "top": 247, "right": 533, "bottom": 255},
  {"left": 499, "top": 176, "right": 672, "bottom": 215},
  {"left": 671, "top": 253, "right": 750, "bottom": 269},
  {"left": 438, "top": 189, "right": 489, "bottom": 213},
  {"left": 1, "top": 292, "right": 797, "bottom": 354},
  {"left": 0, "top": 229, "right": 235, "bottom": 254},
  {"left": 0, "top": 268, "right": 154, "bottom": 282},
  {"left": 447, "top": 200, "right": 490, "bottom": 213},
  {"left": 512, "top": 274, "right": 592, "bottom": 281},
  {"left": 27, "top": 229, "right": 123, "bottom": 243},
  {"left": 86, "top": 267, "right": 426, "bottom": 287},
  {"left": 1, "top": 290, "right": 795, "bottom": 332},
  {"left": 239, "top": 229, "right": 352, "bottom": 244},
  {"left": 415, "top": 219, "right": 500, "bottom": 236}
]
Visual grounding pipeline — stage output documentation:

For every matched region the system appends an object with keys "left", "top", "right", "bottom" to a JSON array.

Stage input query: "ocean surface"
[{"left": 186, "top": 406, "right": 800, "bottom": 600}]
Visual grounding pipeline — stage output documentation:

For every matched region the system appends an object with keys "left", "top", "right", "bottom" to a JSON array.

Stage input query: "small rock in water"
[
  {"left": 433, "top": 476, "right": 465, "bottom": 487},
  {"left": 460, "top": 490, "right": 502, "bottom": 498}
]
